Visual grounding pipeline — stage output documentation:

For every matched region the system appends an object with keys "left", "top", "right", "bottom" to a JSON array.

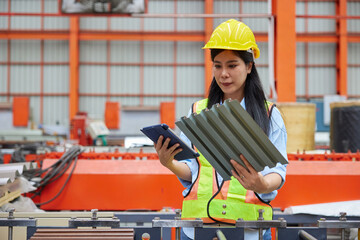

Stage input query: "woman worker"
[{"left": 155, "top": 19, "right": 287, "bottom": 240}]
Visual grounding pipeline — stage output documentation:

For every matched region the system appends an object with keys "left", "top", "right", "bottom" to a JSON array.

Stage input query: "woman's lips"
[{"left": 222, "top": 83, "right": 232, "bottom": 87}]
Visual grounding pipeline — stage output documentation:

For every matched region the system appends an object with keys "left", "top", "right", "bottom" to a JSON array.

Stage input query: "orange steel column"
[
  {"left": 337, "top": 0, "right": 347, "bottom": 97},
  {"left": 69, "top": 17, "right": 80, "bottom": 121},
  {"left": 204, "top": 0, "right": 213, "bottom": 97},
  {"left": 274, "top": 0, "right": 296, "bottom": 102}
]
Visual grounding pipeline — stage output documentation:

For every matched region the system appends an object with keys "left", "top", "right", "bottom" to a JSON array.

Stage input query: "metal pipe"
[{"left": 298, "top": 230, "right": 318, "bottom": 240}]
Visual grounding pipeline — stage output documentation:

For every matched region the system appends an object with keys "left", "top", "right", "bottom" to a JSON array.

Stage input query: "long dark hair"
[{"left": 207, "top": 49, "right": 270, "bottom": 135}]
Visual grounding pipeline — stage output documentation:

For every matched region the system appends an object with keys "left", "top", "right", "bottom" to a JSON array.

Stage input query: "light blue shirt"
[{"left": 178, "top": 98, "right": 288, "bottom": 201}]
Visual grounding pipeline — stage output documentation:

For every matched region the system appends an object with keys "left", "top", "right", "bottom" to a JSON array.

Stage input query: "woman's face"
[{"left": 213, "top": 50, "right": 252, "bottom": 102}]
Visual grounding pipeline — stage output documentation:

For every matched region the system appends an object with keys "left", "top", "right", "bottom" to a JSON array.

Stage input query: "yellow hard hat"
[{"left": 203, "top": 19, "right": 260, "bottom": 59}]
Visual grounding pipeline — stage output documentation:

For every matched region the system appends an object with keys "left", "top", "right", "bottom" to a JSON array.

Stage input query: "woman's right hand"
[{"left": 154, "top": 135, "right": 183, "bottom": 168}]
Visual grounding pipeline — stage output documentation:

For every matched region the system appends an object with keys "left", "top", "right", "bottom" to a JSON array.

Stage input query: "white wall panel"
[
  {"left": 110, "top": 41, "right": 141, "bottom": 63},
  {"left": 256, "top": 42, "right": 268, "bottom": 65},
  {"left": 308, "top": 2, "right": 336, "bottom": 33},
  {"left": 111, "top": 18, "right": 141, "bottom": 31},
  {"left": 308, "top": 43, "right": 336, "bottom": 64},
  {"left": 0, "top": 17, "right": 8, "bottom": 29},
  {"left": 144, "top": 1, "right": 174, "bottom": 31},
  {"left": 296, "top": 2, "right": 306, "bottom": 32},
  {"left": 144, "top": 97, "right": 173, "bottom": 106},
  {"left": 308, "top": 68, "right": 336, "bottom": 95},
  {"left": 144, "top": 41, "right": 173, "bottom": 63},
  {"left": 348, "top": 43, "right": 360, "bottom": 65},
  {"left": 0, "top": 1, "right": 8, "bottom": 12},
  {"left": 79, "top": 65, "right": 107, "bottom": 94},
  {"left": 348, "top": 68, "right": 360, "bottom": 96},
  {"left": 43, "top": 96, "right": 69, "bottom": 125},
  {"left": 176, "top": 66, "right": 204, "bottom": 95},
  {"left": 79, "top": 96, "right": 107, "bottom": 120},
  {"left": 0, "top": 66, "right": 7, "bottom": 92},
  {"left": 110, "top": 97, "right": 140, "bottom": 106},
  {"left": 44, "top": 17, "right": 69, "bottom": 30},
  {"left": 11, "top": 16, "right": 41, "bottom": 29},
  {"left": 44, "top": 0, "right": 58, "bottom": 13},
  {"left": 0, "top": 40, "right": 7, "bottom": 61},
  {"left": 43, "top": 66, "right": 69, "bottom": 93},
  {"left": 11, "top": 0, "right": 41, "bottom": 12},
  {"left": 11, "top": 40, "right": 41, "bottom": 62},
  {"left": 242, "top": 1, "right": 268, "bottom": 32},
  {"left": 143, "top": 67, "right": 173, "bottom": 94},
  {"left": 110, "top": 66, "right": 140, "bottom": 94},
  {"left": 176, "top": 0, "right": 204, "bottom": 31},
  {"left": 29, "top": 96, "right": 40, "bottom": 124},
  {"left": 10, "top": 66, "right": 40, "bottom": 93},
  {"left": 296, "top": 67, "right": 306, "bottom": 96},
  {"left": 257, "top": 67, "right": 270, "bottom": 96},
  {"left": 176, "top": 97, "right": 202, "bottom": 120},
  {"left": 44, "top": 40, "right": 69, "bottom": 62},
  {"left": 80, "top": 41, "right": 107, "bottom": 62},
  {"left": 80, "top": 17, "right": 108, "bottom": 30},
  {"left": 348, "top": 2, "right": 360, "bottom": 33},
  {"left": 296, "top": 42, "right": 306, "bottom": 65},
  {"left": 177, "top": 42, "right": 203, "bottom": 63}
]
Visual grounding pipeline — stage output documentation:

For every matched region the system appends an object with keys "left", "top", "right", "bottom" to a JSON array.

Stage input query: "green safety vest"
[{"left": 181, "top": 98, "right": 273, "bottom": 223}]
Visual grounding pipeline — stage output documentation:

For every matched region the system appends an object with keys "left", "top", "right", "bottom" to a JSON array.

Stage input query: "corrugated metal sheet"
[
  {"left": 10, "top": 66, "right": 40, "bottom": 93},
  {"left": 110, "top": 66, "right": 140, "bottom": 94},
  {"left": 79, "top": 96, "right": 107, "bottom": 120},
  {"left": 110, "top": 17, "right": 142, "bottom": 31},
  {"left": 44, "top": 40, "right": 69, "bottom": 62},
  {"left": 0, "top": 66, "right": 7, "bottom": 92},
  {"left": 176, "top": 42, "right": 203, "bottom": 63},
  {"left": 348, "top": 2, "right": 360, "bottom": 33},
  {"left": 296, "top": 2, "right": 306, "bottom": 33},
  {"left": 144, "top": 1, "right": 174, "bottom": 31},
  {"left": 176, "top": 66, "right": 204, "bottom": 95},
  {"left": 43, "top": 96, "right": 68, "bottom": 125},
  {"left": 80, "top": 41, "right": 107, "bottom": 62},
  {"left": 144, "top": 41, "right": 173, "bottom": 63},
  {"left": 80, "top": 17, "right": 108, "bottom": 30},
  {"left": 43, "top": 66, "right": 69, "bottom": 93},
  {"left": 176, "top": 0, "right": 204, "bottom": 31},
  {"left": 308, "top": 43, "right": 336, "bottom": 65},
  {"left": 175, "top": 99, "right": 288, "bottom": 181},
  {"left": 308, "top": 68, "right": 336, "bottom": 95},
  {"left": 79, "top": 65, "right": 107, "bottom": 94},
  {"left": 143, "top": 66, "right": 173, "bottom": 94},
  {"left": 243, "top": 1, "right": 268, "bottom": 32},
  {"left": 110, "top": 41, "right": 141, "bottom": 63},
  {"left": 11, "top": 40, "right": 41, "bottom": 62}
]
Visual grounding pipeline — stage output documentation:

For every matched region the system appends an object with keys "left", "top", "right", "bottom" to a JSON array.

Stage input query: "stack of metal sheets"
[{"left": 175, "top": 99, "right": 288, "bottom": 181}]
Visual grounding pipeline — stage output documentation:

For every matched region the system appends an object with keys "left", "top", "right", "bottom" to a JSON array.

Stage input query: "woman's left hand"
[{"left": 230, "top": 155, "right": 268, "bottom": 193}]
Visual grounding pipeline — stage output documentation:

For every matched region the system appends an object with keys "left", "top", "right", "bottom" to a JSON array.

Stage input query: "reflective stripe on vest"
[{"left": 181, "top": 98, "right": 273, "bottom": 223}]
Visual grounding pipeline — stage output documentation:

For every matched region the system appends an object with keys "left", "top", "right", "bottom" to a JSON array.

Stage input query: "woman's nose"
[{"left": 221, "top": 68, "right": 229, "bottom": 77}]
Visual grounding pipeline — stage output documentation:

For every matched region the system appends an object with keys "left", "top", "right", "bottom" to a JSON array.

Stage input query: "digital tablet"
[{"left": 140, "top": 124, "right": 200, "bottom": 160}]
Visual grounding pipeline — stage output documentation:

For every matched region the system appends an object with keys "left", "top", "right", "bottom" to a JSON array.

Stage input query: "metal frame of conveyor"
[{"left": 175, "top": 99, "right": 288, "bottom": 181}]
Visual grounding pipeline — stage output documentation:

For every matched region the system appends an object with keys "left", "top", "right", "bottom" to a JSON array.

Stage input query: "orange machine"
[{"left": 38, "top": 157, "right": 360, "bottom": 211}]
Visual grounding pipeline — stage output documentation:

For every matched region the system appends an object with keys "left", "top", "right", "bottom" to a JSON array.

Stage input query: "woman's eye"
[
  {"left": 229, "top": 64, "right": 237, "bottom": 68},
  {"left": 214, "top": 65, "right": 221, "bottom": 69}
]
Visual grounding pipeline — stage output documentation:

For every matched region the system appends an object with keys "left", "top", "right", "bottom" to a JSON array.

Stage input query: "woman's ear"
[{"left": 247, "top": 62, "right": 253, "bottom": 74}]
